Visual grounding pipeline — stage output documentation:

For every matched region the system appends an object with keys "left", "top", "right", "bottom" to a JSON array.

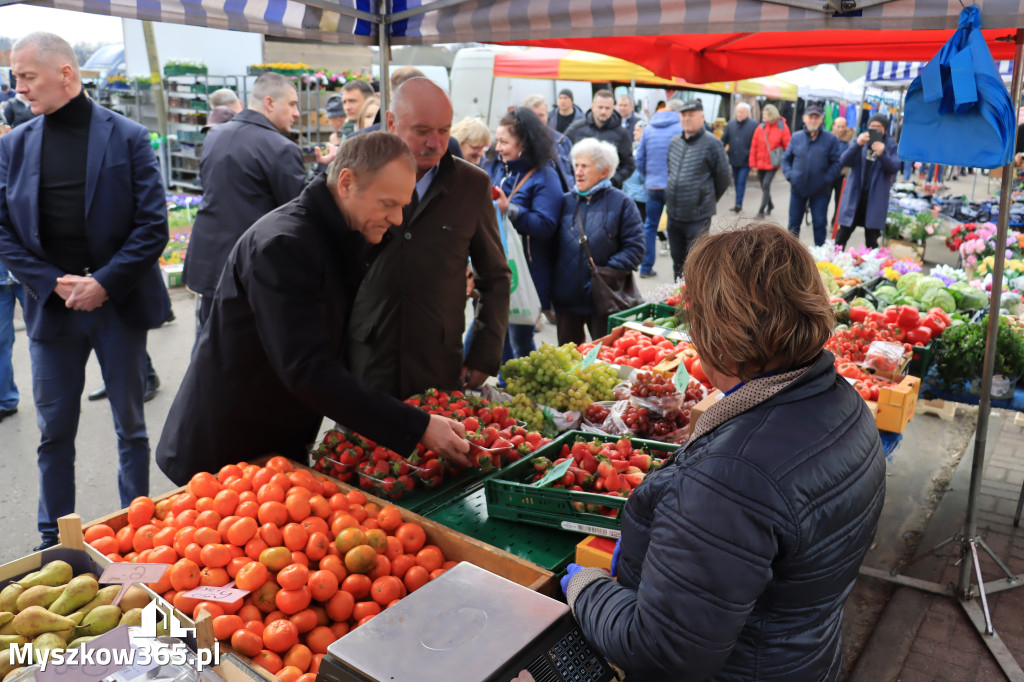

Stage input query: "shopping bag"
[
  {"left": 497, "top": 206, "right": 541, "bottom": 325},
  {"left": 899, "top": 6, "right": 1015, "bottom": 169}
]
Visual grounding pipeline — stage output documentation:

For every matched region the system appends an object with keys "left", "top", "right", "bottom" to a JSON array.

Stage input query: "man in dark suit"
[
  {"left": 156, "top": 133, "right": 470, "bottom": 484},
  {"left": 183, "top": 72, "right": 312, "bottom": 336},
  {"left": 0, "top": 32, "right": 171, "bottom": 550}
]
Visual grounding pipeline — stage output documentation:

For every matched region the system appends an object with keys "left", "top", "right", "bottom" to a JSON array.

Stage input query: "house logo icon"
[{"left": 140, "top": 597, "right": 195, "bottom": 638}]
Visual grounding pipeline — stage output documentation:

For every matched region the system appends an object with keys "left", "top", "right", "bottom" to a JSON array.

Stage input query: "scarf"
[{"left": 574, "top": 178, "right": 612, "bottom": 197}]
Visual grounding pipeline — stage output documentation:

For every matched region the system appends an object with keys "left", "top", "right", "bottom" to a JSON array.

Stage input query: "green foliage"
[{"left": 933, "top": 316, "right": 1024, "bottom": 390}]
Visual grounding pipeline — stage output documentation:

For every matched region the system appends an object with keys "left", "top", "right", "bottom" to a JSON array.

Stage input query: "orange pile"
[{"left": 84, "top": 456, "right": 455, "bottom": 681}]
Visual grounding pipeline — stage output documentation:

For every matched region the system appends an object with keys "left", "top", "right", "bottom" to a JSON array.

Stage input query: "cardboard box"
[
  {"left": 575, "top": 535, "right": 617, "bottom": 572},
  {"left": 872, "top": 374, "right": 920, "bottom": 433},
  {"left": 686, "top": 389, "right": 723, "bottom": 437}
]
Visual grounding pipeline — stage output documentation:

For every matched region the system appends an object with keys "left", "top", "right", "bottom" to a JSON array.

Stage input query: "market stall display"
[{"left": 80, "top": 456, "right": 554, "bottom": 680}]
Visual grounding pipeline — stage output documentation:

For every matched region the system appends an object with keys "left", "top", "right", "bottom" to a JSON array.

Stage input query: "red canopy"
[{"left": 512, "top": 29, "right": 1020, "bottom": 83}]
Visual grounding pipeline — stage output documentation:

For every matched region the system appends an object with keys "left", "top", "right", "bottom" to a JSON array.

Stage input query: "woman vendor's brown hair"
[{"left": 683, "top": 222, "right": 834, "bottom": 382}]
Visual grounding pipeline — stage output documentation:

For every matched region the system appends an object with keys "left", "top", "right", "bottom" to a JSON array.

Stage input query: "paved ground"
[{"left": 0, "top": 168, "right": 1010, "bottom": 679}]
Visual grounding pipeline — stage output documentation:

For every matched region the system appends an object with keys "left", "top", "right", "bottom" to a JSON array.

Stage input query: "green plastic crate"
[
  {"left": 607, "top": 303, "right": 678, "bottom": 334},
  {"left": 484, "top": 431, "right": 679, "bottom": 534},
  {"left": 907, "top": 342, "right": 933, "bottom": 377},
  {"left": 425, "top": 488, "right": 578, "bottom": 573}
]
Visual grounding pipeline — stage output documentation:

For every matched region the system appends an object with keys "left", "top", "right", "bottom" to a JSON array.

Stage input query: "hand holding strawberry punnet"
[{"left": 420, "top": 415, "right": 471, "bottom": 468}]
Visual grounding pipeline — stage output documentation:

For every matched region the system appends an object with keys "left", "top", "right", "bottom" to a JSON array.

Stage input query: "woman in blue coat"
[
  {"left": 552, "top": 138, "right": 645, "bottom": 344},
  {"left": 835, "top": 114, "right": 900, "bottom": 249},
  {"left": 486, "top": 107, "right": 563, "bottom": 360},
  {"left": 562, "top": 224, "right": 885, "bottom": 681}
]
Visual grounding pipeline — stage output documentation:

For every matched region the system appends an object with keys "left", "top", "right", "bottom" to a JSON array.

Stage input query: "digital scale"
[{"left": 316, "top": 562, "right": 615, "bottom": 682}]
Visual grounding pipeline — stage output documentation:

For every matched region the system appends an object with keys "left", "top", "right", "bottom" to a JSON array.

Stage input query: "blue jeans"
[
  {"left": 902, "top": 160, "right": 914, "bottom": 181},
  {"left": 731, "top": 166, "right": 750, "bottom": 208},
  {"left": 0, "top": 282, "right": 26, "bottom": 410},
  {"left": 29, "top": 305, "right": 150, "bottom": 543},
  {"left": 788, "top": 192, "right": 831, "bottom": 246},
  {"left": 503, "top": 323, "right": 536, "bottom": 363},
  {"left": 641, "top": 189, "right": 665, "bottom": 274}
]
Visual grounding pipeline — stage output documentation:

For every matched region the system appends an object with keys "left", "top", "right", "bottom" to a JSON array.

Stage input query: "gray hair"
[
  {"left": 249, "top": 72, "right": 295, "bottom": 109},
  {"left": 570, "top": 138, "right": 619, "bottom": 177},
  {"left": 13, "top": 32, "right": 79, "bottom": 78},
  {"left": 209, "top": 88, "right": 240, "bottom": 108},
  {"left": 327, "top": 131, "right": 416, "bottom": 188},
  {"left": 523, "top": 94, "right": 547, "bottom": 109},
  {"left": 667, "top": 99, "right": 685, "bottom": 113},
  {"left": 735, "top": 102, "right": 751, "bottom": 114},
  {"left": 451, "top": 116, "right": 491, "bottom": 147}
]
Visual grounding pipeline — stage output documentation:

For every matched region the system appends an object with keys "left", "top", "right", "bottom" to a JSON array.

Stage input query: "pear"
[
  {"left": 31, "top": 632, "right": 65, "bottom": 665},
  {"left": 0, "top": 615, "right": 10, "bottom": 631},
  {"left": 118, "top": 585, "right": 151, "bottom": 611},
  {"left": 66, "top": 635, "right": 96, "bottom": 649},
  {"left": 118, "top": 608, "right": 142, "bottom": 628},
  {"left": 66, "top": 613, "right": 84, "bottom": 626},
  {"left": 48, "top": 575, "right": 98, "bottom": 616},
  {"left": 16, "top": 584, "right": 66, "bottom": 611},
  {"left": 11, "top": 606, "right": 76, "bottom": 638},
  {"left": 16, "top": 561, "right": 73, "bottom": 588},
  {"left": 0, "top": 623, "right": 14, "bottom": 637},
  {"left": 0, "top": 636, "right": 26, "bottom": 654},
  {"left": 0, "top": 651, "right": 16, "bottom": 679},
  {"left": 74, "top": 605, "right": 121, "bottom": 638},
  {"left": 73, "top": 585, "right": 120, "bottom": 616},
  {"left": 0, "top": 586, "right": 23, "bottom": 614}
]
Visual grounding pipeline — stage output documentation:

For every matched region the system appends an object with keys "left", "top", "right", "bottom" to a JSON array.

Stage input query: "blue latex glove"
[
  {"left": 560, "top": 563, "right": 583, "bottom": 596},
  {"left": 609, "top": 537, "right": 622, "bottom": 578}
]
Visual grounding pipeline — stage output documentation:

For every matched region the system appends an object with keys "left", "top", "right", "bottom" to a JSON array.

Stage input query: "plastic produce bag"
[
  {"left": 497, "top": 206, "right": 542, "bottom": 325},
  {"left": 899, "top": 6, "right": 1015, "bottom": 169},
  {"left": 862, "top": 341, "right": 908, "bottom": 375}
]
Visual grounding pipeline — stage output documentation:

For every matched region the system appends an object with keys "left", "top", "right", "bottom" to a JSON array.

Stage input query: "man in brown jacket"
[{"left": 347, "top": 79, "right": 511, "bottom": 398}]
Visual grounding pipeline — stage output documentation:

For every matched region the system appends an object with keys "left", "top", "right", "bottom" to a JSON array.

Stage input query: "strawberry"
[
  {"left": 477, "top": 407, "right": 493, "bottom": 424},
  {"left": 571, "top": 442, "right": 590, "bottom": 462},
  {"left": 481, "top": 426, "right": 500, "bottom": 447},
  {"left": 597, "top": 461, "right": 614, "bottom": 478},
  {"left": 616, "top": 439, "right": 633, "bottom": 457},
  {"left": 525, "top": 432, "right": 542, "bottom": 447},
  {"left": 462, "top": 417, "right": 480, "bottom": 433},
  {"left": 611, "top": 459, "right": 630, "bottom": 472},
  {"left": 629, "top": 454, "right": 652, "bottom": 472},
  {"left": 604, "top": 470, "right": 621, "bottom": 490},
  {"left": 492, "top": 406, "right": 509, "bottom": 422},
  {"left": 623, "top": 472, "right": 645, "bottom": 488},
  {"left": 581, "top": 453, "right": 598, "bottom": 474}
]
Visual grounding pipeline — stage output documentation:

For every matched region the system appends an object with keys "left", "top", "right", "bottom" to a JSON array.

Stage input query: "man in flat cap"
[{"left": 663, "top": 99, "right": 731, "bottom": 278}]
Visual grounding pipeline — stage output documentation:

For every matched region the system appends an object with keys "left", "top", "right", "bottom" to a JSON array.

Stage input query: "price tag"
[
  {"left": 673, "top": 365, "right": 691, "bottom": 394},
  {"left": 98, "top": 563, "right": 169, "bottom": 606},
  {"left": 182, "top": 584, "right": 250, "bottom": 603},
  {"left": 560, "top": 522, "right": 621, "bottom": 539},
  {"left": 534, "top": 459, "right": 572, "bottom": 488},
  {"left": 570, "top": 345, "right": 600, "bottom": 373}
]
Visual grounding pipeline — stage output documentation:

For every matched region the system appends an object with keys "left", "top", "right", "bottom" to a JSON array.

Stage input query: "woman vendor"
[{"left": 562, "top": 223, "right": 886, "bottom": 681}]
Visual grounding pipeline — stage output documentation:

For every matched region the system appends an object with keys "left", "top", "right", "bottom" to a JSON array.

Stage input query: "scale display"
[{"left": 318, "top": 562, "right": 614, "bottom": 682}]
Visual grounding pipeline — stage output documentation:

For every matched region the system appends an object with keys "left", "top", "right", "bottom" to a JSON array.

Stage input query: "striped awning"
[
  {"left": 867, "top": 60, "right": 1014, "bottom": 84},
  {"left": 27, "top": 0, "right": 1024, "bottom": 52}
]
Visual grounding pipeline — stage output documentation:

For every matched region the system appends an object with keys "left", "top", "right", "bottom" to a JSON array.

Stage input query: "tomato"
[{"left": 689, "top": 358, "right": 709, "bottom": 386}]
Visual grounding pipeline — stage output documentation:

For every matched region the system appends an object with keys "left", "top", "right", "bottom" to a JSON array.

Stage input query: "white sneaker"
[{"left": 659, "top": 247, "right": 669, "bottom": 256}]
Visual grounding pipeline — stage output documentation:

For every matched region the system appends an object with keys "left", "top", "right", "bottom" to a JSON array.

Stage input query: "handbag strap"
[
  {"left": 574, "top": 203, "right": 597, "bottom": 270},
  {"left": 508, "top": 168, "right": 537, "bottom": 202},
  {"left": 763, "top": 124, "right": 771, "bottom": 150}
]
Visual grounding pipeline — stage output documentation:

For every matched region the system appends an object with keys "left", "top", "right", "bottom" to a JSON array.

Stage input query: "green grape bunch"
[{"left": 501, "top": 343, "right": 619, "bottom": 412}]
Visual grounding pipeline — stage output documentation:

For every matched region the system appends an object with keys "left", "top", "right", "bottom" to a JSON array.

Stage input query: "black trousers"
[{"left": 556, "top": 311, "right": 608, "bottom": 345}]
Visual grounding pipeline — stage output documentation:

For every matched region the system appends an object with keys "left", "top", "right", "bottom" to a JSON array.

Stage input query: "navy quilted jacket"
[{"left": 572, "top": 351, "right": 886, "bottom": 681}]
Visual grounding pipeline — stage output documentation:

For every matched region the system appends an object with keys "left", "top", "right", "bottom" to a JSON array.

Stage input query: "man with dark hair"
[
  {"left": 184, "top": 71, "right": 330, "bottom": 336},
  {"left": 348, "top": 78, "right": 510, "bottom": 398},
  {"left": 157, "top": 132, "right": 472, "bottom": 484},
  {"left": 0, "top": 31, "right": 171, "bottom": 549},
  {"left": 616, "top": 94, "right": 642, "bottom": 139},
  {"left": 549, "top": 88, "right": 583, "bottom": 134},
  {"left": 565, "top": 89, "right": 635, "bottom": 188},
  {"left": 340, "top": 79, "right": 375, "bottom": 137}
]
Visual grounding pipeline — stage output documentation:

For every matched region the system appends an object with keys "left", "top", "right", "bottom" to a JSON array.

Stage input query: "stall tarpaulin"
[
  {"left": 491, "top": 48, "right": 798, "bottom": 100},
  {"left": 20, "top": 1, "right": 1024, "bottom": 79},
  {"left": 868, "top": 59, "right": 1015, "bottom": 85}
]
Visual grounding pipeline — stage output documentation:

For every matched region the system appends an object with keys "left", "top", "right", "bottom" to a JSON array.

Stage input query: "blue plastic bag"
[{"left": 898, "top": 6, "right": 1015, "bottom": 169}]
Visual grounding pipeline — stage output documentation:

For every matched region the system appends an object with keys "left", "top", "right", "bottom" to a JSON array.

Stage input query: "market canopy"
[
  {"left": 16, "top": 0, "right": 1024, "bottom": 81},
  {"left": 866, "top": 59, "right": 1015, "bottom": 86},
  {"left": 492, "top": 48, "right": 799, "bottom": 100}
]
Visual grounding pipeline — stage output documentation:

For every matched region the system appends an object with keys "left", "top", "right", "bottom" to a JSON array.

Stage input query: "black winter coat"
[
  {"left": 564, "top": 110, "right": 636, "bottom": 189},
  {"left": 156, "top": 176, "right": 429, "bottom": 485},
  {"left": 720, "top": 117, "right": 758, "bottom": 168},
  {"left": 183, "top": 110, "right": 306, "bottom": 298},
  {"left": 781, "top": 129, "right": 843, "bottom": 199},
  {"left": 665, "top": 127, "right": 732, "bottom": 222},
  {"left": 551, "top": 184, "right": 644, "bottom": 315},
  {"left": 573, "top": 351, "right": 886, "bottom": 681}
]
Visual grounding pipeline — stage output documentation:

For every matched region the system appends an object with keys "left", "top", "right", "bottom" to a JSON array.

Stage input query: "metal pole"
[
  {"left": 958, "top": 28, "right": 1024, "bottom": 598},
  {"left": 378, "top": 0, "right": 391, "bottom": 118}
]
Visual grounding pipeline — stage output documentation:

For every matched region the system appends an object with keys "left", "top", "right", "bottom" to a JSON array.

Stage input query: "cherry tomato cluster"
[
  {"left": 312, "top": 390, "right": 550, "bottom": 500},
  {"left": 825, "top": 321, "right": 913, "bottom": 365},
  {"left": 847, "top": 305, "right": 950, "bottom": 349},
  {"left": 579, "top": 331, "right": 677, "bottom": 370}
]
